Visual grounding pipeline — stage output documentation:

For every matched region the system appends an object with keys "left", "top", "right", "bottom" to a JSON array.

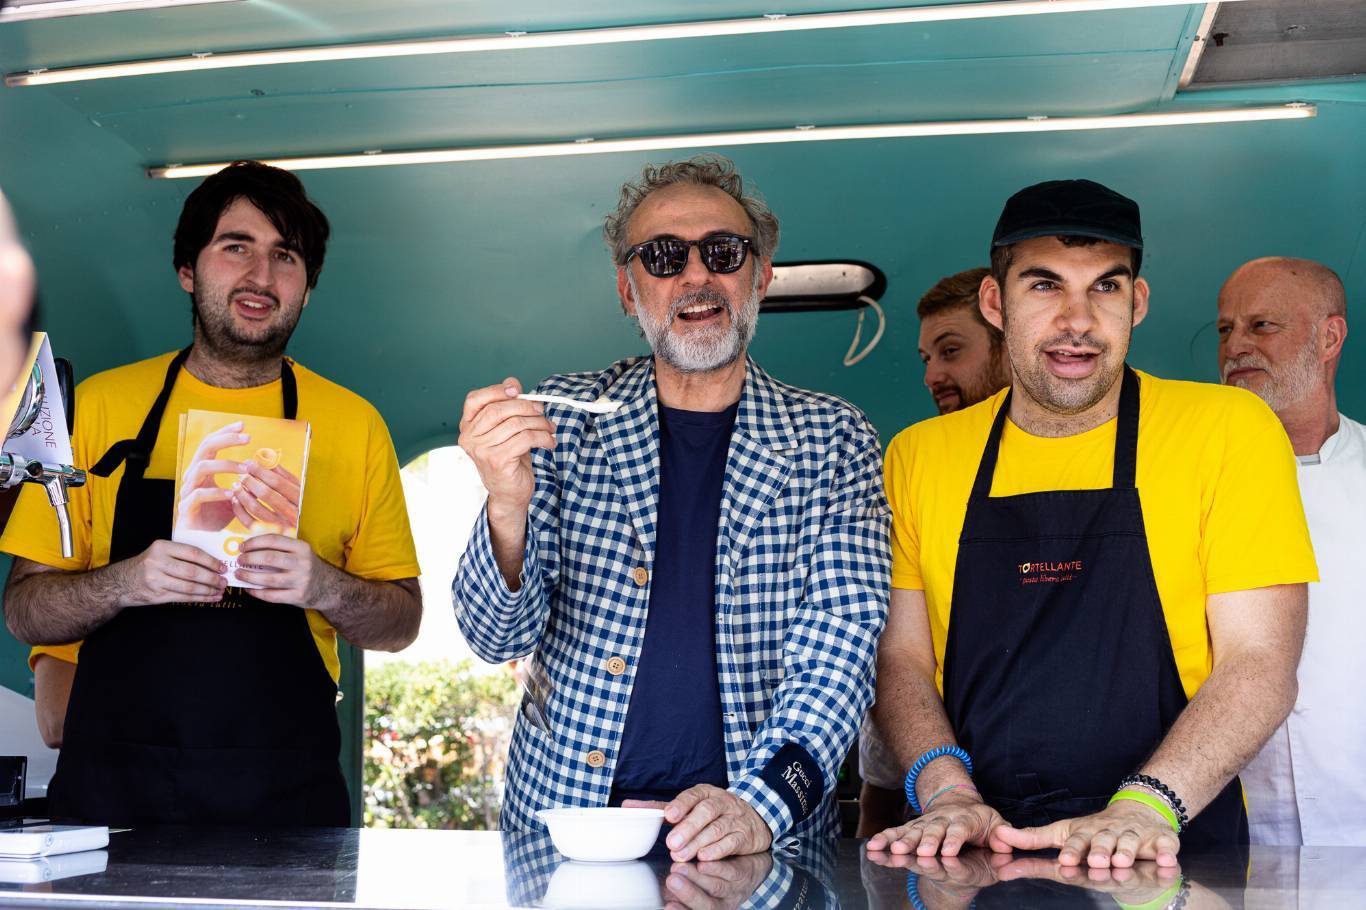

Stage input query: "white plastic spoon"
[{"left": 518, "top": 393, "right": 624, "bottom": 415}]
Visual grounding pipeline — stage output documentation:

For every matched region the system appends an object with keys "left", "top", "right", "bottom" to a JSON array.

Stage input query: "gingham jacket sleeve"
[
  {"left": 452, "top": 444, "right": 562, "bottom": 662},
  {"left": 728, "top": 412, "right": 890, "bottom": 839}
]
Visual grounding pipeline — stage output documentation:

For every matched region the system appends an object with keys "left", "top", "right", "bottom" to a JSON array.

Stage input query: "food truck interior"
[{"left": 0, "top": 0, "right": 1362, "bottom": 831}]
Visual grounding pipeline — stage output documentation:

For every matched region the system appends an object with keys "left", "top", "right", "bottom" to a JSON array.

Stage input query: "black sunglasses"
[{"left": 626, "top": 233, "right": 753, "bottom": 278}]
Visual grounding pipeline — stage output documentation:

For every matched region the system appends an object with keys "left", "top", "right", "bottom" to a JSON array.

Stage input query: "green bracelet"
[
  {"left": 1109, "top": 789, "right": 1180, "bottom": 834},
  {"left": 1113, "top": 878, "right": 1185, "bottom": 910}
]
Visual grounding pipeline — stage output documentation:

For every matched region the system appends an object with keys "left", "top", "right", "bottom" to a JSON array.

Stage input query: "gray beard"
[
  {"left": 1223, "top": 332, "right": 1322, "bottom": 414},
  {"left": 630, "top": 271, "right": 761, "bottom": 374}
]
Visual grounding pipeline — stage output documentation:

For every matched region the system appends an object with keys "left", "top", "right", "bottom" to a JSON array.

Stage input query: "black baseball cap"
[{"left": 991, "top": 179, "right": 1143, "bottom": 250}]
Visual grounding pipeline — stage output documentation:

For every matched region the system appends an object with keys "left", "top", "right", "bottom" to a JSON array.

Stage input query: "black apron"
[
  {"left": 49, "top": 347, "right": 349, "bottom": 828},
  {"left": 942, "top": 367, "right": 1245, "bottom": 849}
]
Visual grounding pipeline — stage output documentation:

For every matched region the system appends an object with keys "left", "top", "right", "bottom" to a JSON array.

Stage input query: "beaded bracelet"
[
  {"left": 904, "top": 745, "right": 973, "bottom": 813},
  {"left": 1117, "top": 773, "right": 1189, "bottom": 831}
]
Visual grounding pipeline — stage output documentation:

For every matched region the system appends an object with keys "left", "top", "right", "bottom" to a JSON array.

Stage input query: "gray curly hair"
[{"left": 603, "top": 154, "right": 780, "bottom": 267}]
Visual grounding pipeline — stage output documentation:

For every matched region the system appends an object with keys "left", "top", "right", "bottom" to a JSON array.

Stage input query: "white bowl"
[
  {"left": 540, "top": 860, "right": 661, "bottom": 910},
  {"left": 535, "top": 807, "right": 666, "bottom": 863}
]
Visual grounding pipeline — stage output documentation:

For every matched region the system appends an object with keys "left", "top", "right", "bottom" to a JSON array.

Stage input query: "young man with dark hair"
[
  {"left": 869, "top": 179, "right": 1316, "bottom": 867},
  {"left": 2, "top": 161, "right": 422, "bottom": 827}
]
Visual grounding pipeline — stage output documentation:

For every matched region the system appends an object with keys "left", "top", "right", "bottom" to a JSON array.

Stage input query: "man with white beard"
[
  {"left": 454, "top": 155, "right": 889, "bottom": 860},
  {"left": 1218, "top": 257, "right": 1366, "bottom": 846}
]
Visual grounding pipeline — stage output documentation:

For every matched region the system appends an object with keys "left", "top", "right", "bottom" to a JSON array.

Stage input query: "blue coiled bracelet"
[{"left": 903, "top": 745, "right": 973, "bottom": 813}]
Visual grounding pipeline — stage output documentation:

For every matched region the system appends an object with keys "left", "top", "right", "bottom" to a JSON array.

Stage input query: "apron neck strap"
[
  {"left": 90, "top": 348, "right": 299, "bottom": 478},
  {"left": 90, "top": 347, "right": 193, "bottom": 479},
  {"left": 1112, "top": 366, "right": 1139, "bottom": 489},
  {"left": 969, "top": 364, "right": 1140, "bottom": 501},
  {"left": 281, "top": 358, "right": 298, "bottom": 421}
]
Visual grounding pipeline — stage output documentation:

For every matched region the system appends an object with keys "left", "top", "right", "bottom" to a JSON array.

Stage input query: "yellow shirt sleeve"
[
  {"left": 1201, "top": 393, "right": 1318, "bottom": 593},
  {"left": 29, "top": 642, "right": 81, "bottom": 670},
  {"left": 885, "top": 428, "right": 924, "bottom": 591},
  {"left": 339, "top": 408, "right": 420, "bottom": 582}
]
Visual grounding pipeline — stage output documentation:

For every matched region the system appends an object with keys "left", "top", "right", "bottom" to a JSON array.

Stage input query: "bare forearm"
[
  {"left": 486, "top": 500, "right": 529, "bottom": 593},
  {"left": 873, "top": 655, "right": 972, "bottom": 806},
  {"left": 315, "top": 571, "right": 422, "bottom": 652},
  {"left": 33, "top": 655, "right": 75, "bottom": 749},
  {"left": 1139, "top": 584, "right": 1306, "bottom": 819},
  {"left": 1140, "top": 647, "right": 1297, "bottom": 817},
  {"left": 3, "top": 562, "right": 129, "bottom": 645}
]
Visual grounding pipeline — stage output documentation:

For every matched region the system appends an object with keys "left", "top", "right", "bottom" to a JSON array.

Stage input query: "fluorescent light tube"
[
  {"left": 0, "top": 0, "right": 240, "bottom": 24},
  {"left": 147, "top": 104, "right": 1316, "bottom": 179},
  {"left": 10, "top": 0, "right": 1257, "bottom": 87}
]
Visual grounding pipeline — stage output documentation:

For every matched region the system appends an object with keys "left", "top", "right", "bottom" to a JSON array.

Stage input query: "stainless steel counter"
[{"left": 0, "top": 825, "right": 1362, "bottom": 909}]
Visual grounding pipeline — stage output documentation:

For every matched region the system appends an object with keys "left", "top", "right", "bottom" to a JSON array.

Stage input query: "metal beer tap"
[{"left": 1, "top": 359, "right": 86, "bottom": 558}]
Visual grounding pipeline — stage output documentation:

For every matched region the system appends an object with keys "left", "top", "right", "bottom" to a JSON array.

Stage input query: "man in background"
[
  {"left": 857, "top": 266, "right": 1009, "bottom": 836},
  {"left": 917, "top": 267, "right": 1011, "bottom": 416},
  {"left": 1218, "top": 256, "right": 1364, "bottom": 846}
]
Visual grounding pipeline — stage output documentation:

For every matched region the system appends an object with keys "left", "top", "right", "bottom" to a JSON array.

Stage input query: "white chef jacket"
[
  {"left": 1245, "top": 845, "right": 1366, "bottom": 910},
  {"left": 857, "top": 714, "right": 904, "bottom": 791},
  {"left": 1242, "top": 413, "right": 1366, "bottom": 846}
]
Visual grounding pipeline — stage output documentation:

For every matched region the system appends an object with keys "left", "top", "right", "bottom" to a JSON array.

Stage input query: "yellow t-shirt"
[
  {"left": 2, "top": 351, "right": 421, "bottom": 683},
  {"left": 885, "top": 370, "right": 1318, "bottom": 699}
]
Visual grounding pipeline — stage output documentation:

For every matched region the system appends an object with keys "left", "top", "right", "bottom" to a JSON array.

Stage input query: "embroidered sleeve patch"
[{"left": 759, "top": 742, "right": 825, "bottom": 824}]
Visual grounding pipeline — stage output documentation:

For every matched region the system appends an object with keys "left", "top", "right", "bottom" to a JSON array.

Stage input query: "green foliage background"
[{"left": 364, "top": 659, "right": 518, "bottom": 829}]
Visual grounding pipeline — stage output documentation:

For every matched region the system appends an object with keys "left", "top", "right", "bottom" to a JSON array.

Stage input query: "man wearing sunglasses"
[{"left": 455, "top": 155, "right": 889, "bottom": 861}]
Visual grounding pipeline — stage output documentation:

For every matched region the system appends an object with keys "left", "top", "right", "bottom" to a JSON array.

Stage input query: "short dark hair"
[
  {"left": 916, "top": 267, "right": 1002, "bottom": 349},
  {"left": 173, "top": 161, "right": 330, "bottom": 289},
  {"left": 990, "top": 235, "right": 1142, "bottom": 290}
]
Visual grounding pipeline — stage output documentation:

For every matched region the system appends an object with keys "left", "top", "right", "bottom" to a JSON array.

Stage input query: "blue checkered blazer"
[{"left": 454, "top": 356, "right": 890, "bottom": 841}]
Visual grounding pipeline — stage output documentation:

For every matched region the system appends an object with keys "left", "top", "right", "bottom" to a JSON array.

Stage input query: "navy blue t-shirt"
[{"left": 609, "top": 401, "right": 738, "bottom": 804}]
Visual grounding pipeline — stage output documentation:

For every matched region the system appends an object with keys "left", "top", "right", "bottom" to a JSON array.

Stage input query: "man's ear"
[
  {"left": 616, "top": 266, "right": 636, "bottom": 317},
  {"left": 1322, "top": 314, "right": 1348, "bottom": 362},
  {"left": 177, "top": 265, "right": 195, "bottom": 295},
  {"left": 979, "top": 275, "right": 1004, "bottom": 331},
  {"left": 755, "top": 258, "right": 774, "bottom": 301},
  {"left": 301, "top": 288, "right": 310, "bottom": 310},
  {"left": 1132, "top": 276, "right": 1150, "bottom": 328}
]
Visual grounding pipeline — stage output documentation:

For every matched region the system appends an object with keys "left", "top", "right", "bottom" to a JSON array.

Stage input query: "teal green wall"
[{"left": 1, "top": 3, "right": 1361, "bottom": 461}]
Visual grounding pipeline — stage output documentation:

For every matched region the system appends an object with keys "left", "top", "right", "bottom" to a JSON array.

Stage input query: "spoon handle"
[{"left": 517, "top": 393, "right": 620, "bottom": 414}]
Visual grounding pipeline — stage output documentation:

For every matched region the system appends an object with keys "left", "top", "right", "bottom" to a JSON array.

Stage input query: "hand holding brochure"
[{"left": 172, "top": 409, "right": 310, "bottom": 588}]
